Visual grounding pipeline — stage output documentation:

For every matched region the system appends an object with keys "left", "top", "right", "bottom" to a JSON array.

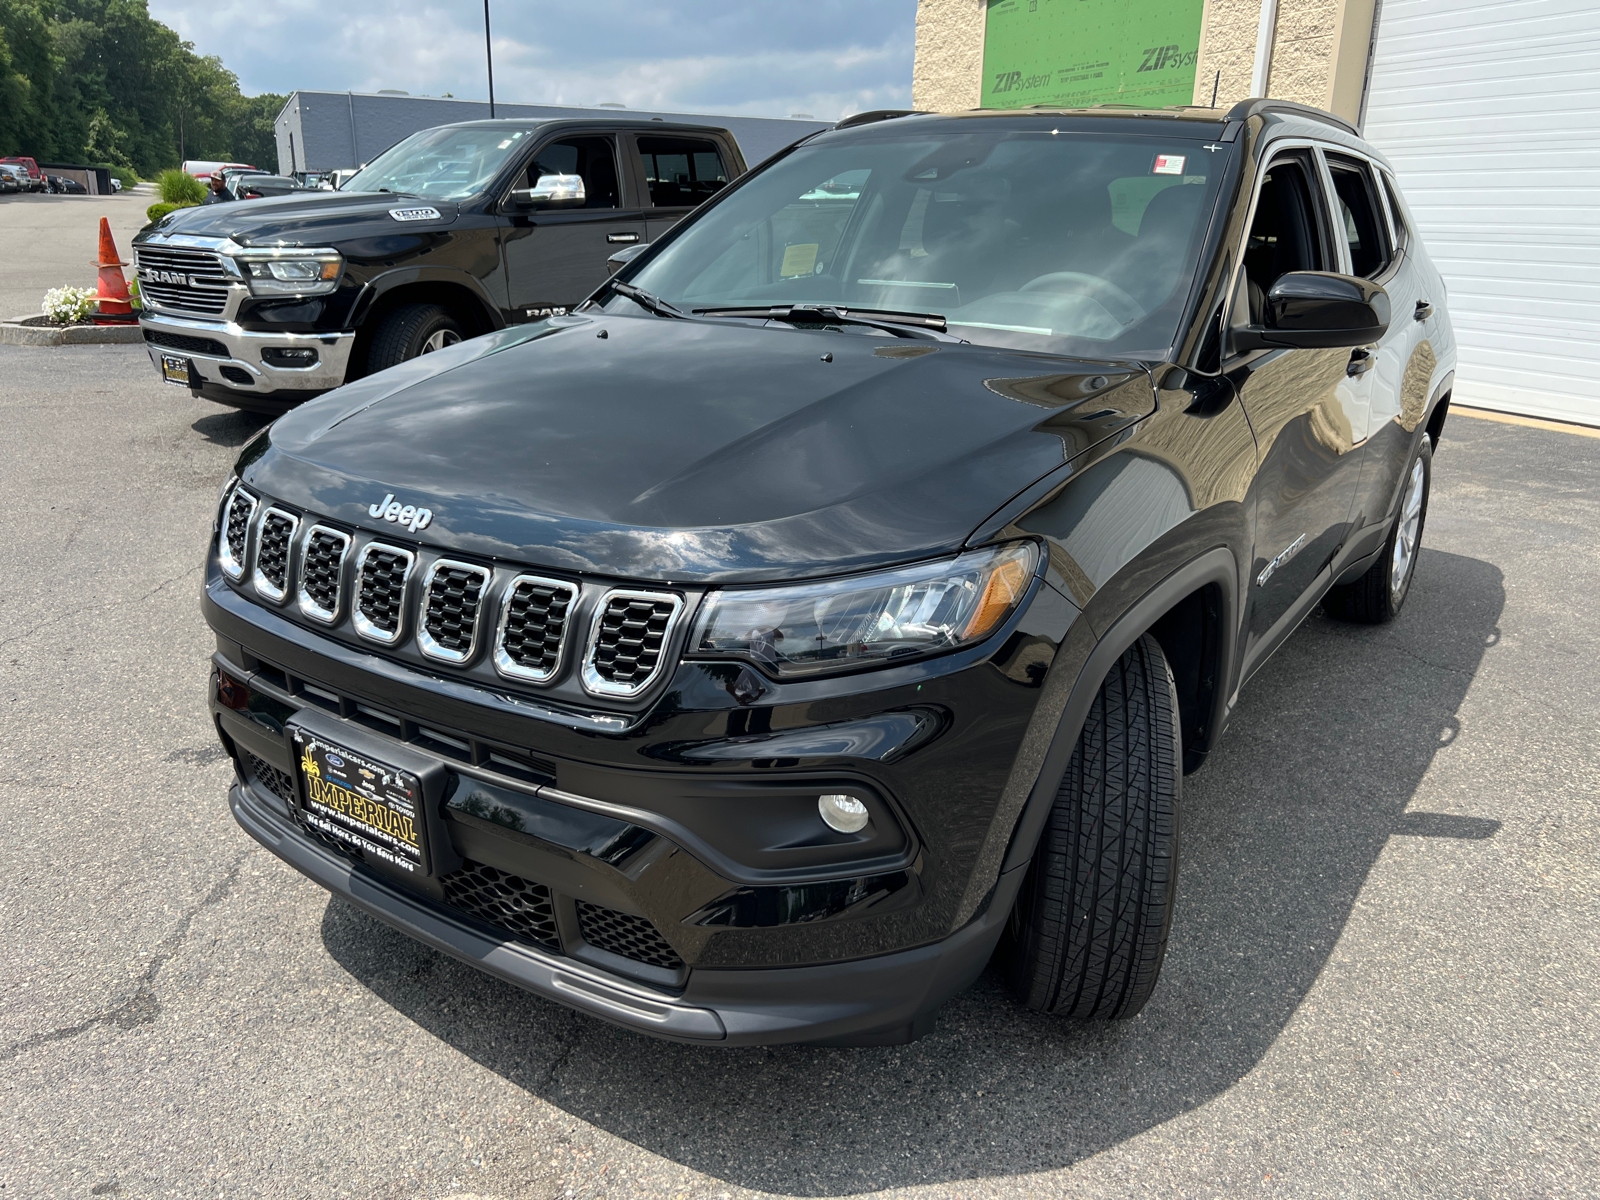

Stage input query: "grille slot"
[
  {"left": 251, "top": 507, "right": 298, "bottom": 602},
  {"left": 419, "top": 560, "right": 491, "bottom": 663},
  {"left": 243, "top": 751, "right": 296, "bottom": 807},
  {"left": 219, "top": 487, "right": 257, "bottom": 580},
  {"left": 297, "top": 525, "right": 350, "bottom": 623},
  {"left": 353, "top": 543, "right": 414, "bottom": 644},
  {"left": 576, "top": 901, "right": 684, "bottom": 970},
  {"left": 583, "top": 590, "right": 682, "bottom": 697},
  {"left": 144, "top": 328, "right": 229, "bottom": 357},
  {"left": 441, "top": 860, "right": 561, "bottom": 951},
  {"left": 134, "top": 246, "right": 234, "bottom": 316},
  {"left": 494, "top": 575, "right": 577, "bottom": 683}
]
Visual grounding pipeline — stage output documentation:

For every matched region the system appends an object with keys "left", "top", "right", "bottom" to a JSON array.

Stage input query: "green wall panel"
[{"left": 981, "top": 0, "right": 1205, "bottom": 110}]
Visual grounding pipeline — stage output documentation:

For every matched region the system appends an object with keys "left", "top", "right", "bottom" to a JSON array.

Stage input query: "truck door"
[
  {"left": 1228, "top": 148, "right": 1367, "bottom": 671},
  {"left": 501, "top": 134, "right": 647, "bottom": 317},
  {"left": 635, "top": 134, "right": 734, "bottom": 243}
]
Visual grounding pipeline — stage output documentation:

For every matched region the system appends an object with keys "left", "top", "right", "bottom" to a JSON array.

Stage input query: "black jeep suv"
[
  {"left": 205, "top": 100, "right": 1456, "bottom": 1045},
  {"left": 134, "top": 118, "right": 745, "bottom": 413}
]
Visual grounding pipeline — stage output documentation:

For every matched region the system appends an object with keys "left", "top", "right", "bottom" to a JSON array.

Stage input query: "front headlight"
[
  {"left": 689, "top": 542, "right": 1037, "bottom": 679},
  {"left": 235, "top": 249, "right": 342, "bottom": 297}
]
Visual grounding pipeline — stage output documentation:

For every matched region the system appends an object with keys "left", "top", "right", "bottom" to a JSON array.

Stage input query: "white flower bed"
[{"left": 41, "top": 286, "right": 99, "bottom": 326}]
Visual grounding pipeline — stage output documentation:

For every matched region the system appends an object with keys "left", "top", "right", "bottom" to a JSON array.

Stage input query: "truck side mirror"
[
  {"left": 1233, "top": 271, "right": 1390, "bottom": 352},
  {"left": 509, "top": 173, "right": 586, "bottom": 210},
  {"left": 607, "top": 243, "right": 649, "bottom": 275}
]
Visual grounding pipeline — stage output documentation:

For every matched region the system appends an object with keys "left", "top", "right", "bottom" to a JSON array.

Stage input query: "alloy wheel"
[{"left": 1390, "top": 455, "right": 1426, "bottom": 595}]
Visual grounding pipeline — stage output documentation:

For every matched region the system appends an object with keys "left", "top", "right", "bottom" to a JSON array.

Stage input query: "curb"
[{"left": 1, "top": 317, "right": 143, "bottom": 346}]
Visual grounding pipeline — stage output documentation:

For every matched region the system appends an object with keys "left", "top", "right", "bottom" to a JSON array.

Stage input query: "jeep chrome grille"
[
  {"left": 134, "top": 246, "right": 233, "bottom": 316},
  {"left": 419, "top": 561, "right": 490, "bottom": 663},
  {"left": 494, "top": 576, "right": 577, "bottom": 683},
  {"left": 582, "top": 590, "right": 682, "bottom": 697},
  {"left": 251, "top": 508, "right": 299, "bottom": 602},
  {"left": 219, "top": 487, "right": 257, "bottom": 580},
  {"left": 297, "top": 526, "right": 350, "bottom": 623},
  {"left": 353, "top": 543, "right": 414, "bottom": 644}
]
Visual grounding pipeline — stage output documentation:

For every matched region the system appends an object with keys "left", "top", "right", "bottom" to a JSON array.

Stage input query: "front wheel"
[
  {"left": 1324, "top": 435, "right": 1433, "bottom": 624},
  {"left": 366, "top": 304, "right": 465, "bottom": 374},
  {"left": 1001, "top": 634, "right": 1182, "bottom": 1020}
]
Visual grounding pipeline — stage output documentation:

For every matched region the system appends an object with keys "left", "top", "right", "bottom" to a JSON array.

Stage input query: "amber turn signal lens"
[
  {"left": 319, "top": 261, "right": 339, "bottom": 280},
  {"left": 962, "top": 553, "right": 1032, "bottom": 640}
]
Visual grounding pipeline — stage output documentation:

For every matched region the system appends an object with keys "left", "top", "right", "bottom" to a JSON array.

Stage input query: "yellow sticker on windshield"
[{"left": 780, "top": 243, "right": 819, "bottom": 277}]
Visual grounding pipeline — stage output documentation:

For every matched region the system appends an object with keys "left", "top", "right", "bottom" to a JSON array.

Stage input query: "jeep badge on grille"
[{"left": 368, "top": 493, "right": 433, "bottom": 533}]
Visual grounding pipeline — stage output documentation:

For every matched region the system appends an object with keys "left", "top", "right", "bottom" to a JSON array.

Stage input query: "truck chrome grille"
[
  {"left": 297, "top": 526, "right": 349, "bottom": 623},
  {"left": 251, "top": 508, "right": 298, "bottom": 602},
  {"left": 494, "top": 575, "right": 576, "bottom": 683},
  {"left": 419, "top": 561, "right": 489, "bottom": 663},
  {"left": 219, "top": 487, "right": 256, "bottom": 580},
  {"left": 353, "top": 543, "right": 413, "bottom": 644},
  {"left": 583, "top": 590, "right": 682, "bottom": 696},
  {"left": 134, "top": 246, "right": 233, "bottom": 316}
]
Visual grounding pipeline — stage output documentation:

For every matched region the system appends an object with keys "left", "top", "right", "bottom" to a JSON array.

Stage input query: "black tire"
[
  {"left": 366, "top": 304, "right": 465, "bottom": 373},
  {"left": 1323, "top": 435, "right": 1432, "bottom": 625},
  {"left": 1002, "top": 634, "right": 1182, "bottom": 1020}
]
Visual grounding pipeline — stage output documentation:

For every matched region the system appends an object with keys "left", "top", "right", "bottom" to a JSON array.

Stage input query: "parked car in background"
[
  {"left": 0, "top": 165, "right": 23, "bottom": 194},
  {"left": 0, "top": 156, "right": 46, "bottom": 191},
  {"left": 110, "top": 178, "right": 123, "bottom": 193},
  {"left": 52, "top": 175, "right": 87, "bottom": 194},
  {"left": 183, "top": 160, "right": 257, "bottom": 180},
  {"left": 199, "top": 99, "right": 1455, "bottom": 1045},
  {"left": 133, "top": 117, "right": 745, "bottom": 413}
]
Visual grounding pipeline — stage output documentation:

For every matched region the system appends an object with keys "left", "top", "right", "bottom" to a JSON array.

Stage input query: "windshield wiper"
[
  {"left": 693, "top": 304, "right": 949, "bottom": 339},
  {"left": 600, "top": 278, "right": 686, "bottom": 320}
]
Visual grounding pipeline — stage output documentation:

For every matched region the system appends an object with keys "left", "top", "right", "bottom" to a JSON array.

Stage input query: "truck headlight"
[
  {"left": 236, "top": 250, "right": 342, "bottom": 297},
  {"left": 689, "top": 542, "right": 1036, "bottom": 679}
]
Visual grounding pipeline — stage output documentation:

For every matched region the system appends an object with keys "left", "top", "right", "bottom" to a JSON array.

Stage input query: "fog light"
[
  {"left": 262, "top": 347, "right": 318, "bottom": 368},
  {"left": 818, "top": 793, "right": 869, "bottom": 834}
]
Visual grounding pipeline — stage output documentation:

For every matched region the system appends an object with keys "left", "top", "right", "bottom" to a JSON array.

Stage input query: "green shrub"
[
  {"left": 144, "top": 200, "right": 197, "bottom": 224},
  {"left": 157, "top": 168, "right": 205, "bottom": 205}
]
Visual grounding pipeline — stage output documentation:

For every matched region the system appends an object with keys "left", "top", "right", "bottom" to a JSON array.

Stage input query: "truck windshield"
[
  {"left": 624, "top": 129, "right": 1229, "bottom": 358},
  {"left": 344, "top": 127, "right": 531, "bottom": 200}
]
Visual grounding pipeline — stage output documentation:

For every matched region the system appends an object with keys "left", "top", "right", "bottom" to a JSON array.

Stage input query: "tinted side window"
[
  {"left": 1326, "top": 154, "right": 1390, "bottom": 278},
  {"left": 528, "top": 137, "right": 620, "bottom": 209},
  {"left": 638, "top": 137, "right": 728, "bottom": 207},
  {"left": 1239, "top": 155, "right": 1327, "bottom": 323}
]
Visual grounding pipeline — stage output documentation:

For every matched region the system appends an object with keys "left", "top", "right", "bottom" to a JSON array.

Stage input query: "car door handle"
[
  {"left": 1414, "top": 299, "right": 1433, "bottom": 321},
  {"left": 606, "top": 232, "right": 640, "bottom": 244},
  {"left": 1346, "top": 348, "right": 1375, "bottom": 377}
]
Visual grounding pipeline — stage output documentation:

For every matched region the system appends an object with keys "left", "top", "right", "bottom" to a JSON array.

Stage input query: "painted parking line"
[{"left": 1453, "top": 405, "right": 1600, "bottom": 439}]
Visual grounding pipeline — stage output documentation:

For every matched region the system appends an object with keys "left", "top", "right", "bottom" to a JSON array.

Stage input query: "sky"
[{"left": 147, "top": 0, "right": 918, "bottom": 121}]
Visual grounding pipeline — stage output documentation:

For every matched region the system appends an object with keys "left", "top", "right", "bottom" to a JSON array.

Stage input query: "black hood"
[
  {"left": 143, "top": 191, "right": 460, "bottom": 245},
  {"left": 246, "top": 315, "right": 1153, "bottom": 583}
]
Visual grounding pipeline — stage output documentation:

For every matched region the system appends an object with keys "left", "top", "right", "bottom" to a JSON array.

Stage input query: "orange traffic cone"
[{"left": 92, "top": 217, "right": 135, "bottom": 323}]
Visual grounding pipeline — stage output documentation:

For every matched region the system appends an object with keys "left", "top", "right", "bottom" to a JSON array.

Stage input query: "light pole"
[{"left": 484, "top": 0, "right": 496, "bottom": 118}]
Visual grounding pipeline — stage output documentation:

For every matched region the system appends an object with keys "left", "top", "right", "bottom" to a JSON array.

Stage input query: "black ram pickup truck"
[
  {"left": 204, "top": 100, "right": 1456, "bottom": 1045},
  {"left": 133, "top": 118, "right": 745, "bottom": 413}
]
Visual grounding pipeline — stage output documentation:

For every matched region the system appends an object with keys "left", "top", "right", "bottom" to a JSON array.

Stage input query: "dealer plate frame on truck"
[{"left": 160, "top": 355, "right": 192, "bottom": 386}]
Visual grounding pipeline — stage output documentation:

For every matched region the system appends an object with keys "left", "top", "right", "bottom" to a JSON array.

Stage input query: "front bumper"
[
  {"left": 230, "top": 775, "right": 1017, "bottom": 1045},
  {"left": 139, "top": 310, "right": 355, "bottom": 396}
]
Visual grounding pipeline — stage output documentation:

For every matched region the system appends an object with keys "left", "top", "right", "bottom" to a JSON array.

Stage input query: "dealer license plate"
[
  {"left": 291, "top": 732, "right": 426, "bottom": 874},
  {"left": 160, "top": 354, "right": 191, "bottom": 386}
]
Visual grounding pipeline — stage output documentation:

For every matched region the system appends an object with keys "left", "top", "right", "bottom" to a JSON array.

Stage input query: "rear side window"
[
  {"left": 1325, "top": 154, "right": 1391, "bottom": 278},
  {"left": 528, "top": 137, "right": 621, "bottom": 209},
  {"left": 638, "top": 137, "right": 728, "bottom": 207},
  {"left": 1381, "top": 171, "right": 1411, "bottom": 252}
]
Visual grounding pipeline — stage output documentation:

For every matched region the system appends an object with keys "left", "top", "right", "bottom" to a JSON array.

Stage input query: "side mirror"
[
  {"left": 606, "top": 242, "right": 649, "bottom": 275},
  {"left": 1234, "top": 271, "right": 1390, "bottom": 351},
  {"left": 509, "top": 172, "right": 586, "bottom": 209}
]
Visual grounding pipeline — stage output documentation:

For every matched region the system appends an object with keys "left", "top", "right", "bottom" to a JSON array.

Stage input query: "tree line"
[{"left": 0, "top": 0, "right": 283, "bottom": 177}]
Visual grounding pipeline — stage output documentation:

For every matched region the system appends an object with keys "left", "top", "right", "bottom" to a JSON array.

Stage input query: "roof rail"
[
  {"left": 834, "top": 109, "right": 922, "bottom": 130},
  {"left": 1224, "top": 98, "right": 1358, "bottom": 135}
]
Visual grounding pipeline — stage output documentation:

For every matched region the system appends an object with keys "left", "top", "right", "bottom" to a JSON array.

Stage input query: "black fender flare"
[
  {"left": 347, "top": 266, "right": 505, "bottom": 333},
  {"left": 999, "top": 546, "right": 1240, "bottom": 876}
]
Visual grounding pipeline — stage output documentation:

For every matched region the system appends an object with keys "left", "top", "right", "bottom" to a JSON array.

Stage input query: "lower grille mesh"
[
  {"left": 441, "top": 860, "right": 560, "bottom": 951},
  {"left": 243, "top": 750, "right": 296, "bottom": 806},
  {"left": 577, "top": 900, "right": 684, "bottom": 970},
  {"left": 144, "top": 329, "right": 229, "bottom": 357}
]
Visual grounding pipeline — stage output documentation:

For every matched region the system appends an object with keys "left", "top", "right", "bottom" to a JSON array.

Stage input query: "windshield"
[
  {"left": 625, "top": 130, "right": 1229, "bottom": 356},
  {"left": 344, "top": 126, "right": 531, "bottom": 200}
]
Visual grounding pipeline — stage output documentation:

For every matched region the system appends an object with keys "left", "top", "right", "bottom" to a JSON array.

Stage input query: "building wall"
[{"left": 914, "top": 0, "right": 1378, "bottom": 124}]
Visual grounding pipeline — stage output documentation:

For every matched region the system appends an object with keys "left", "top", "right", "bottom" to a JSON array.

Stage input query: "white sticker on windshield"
[{"left": 1153, "top": 154, "right": 1186, "bottom": 175}]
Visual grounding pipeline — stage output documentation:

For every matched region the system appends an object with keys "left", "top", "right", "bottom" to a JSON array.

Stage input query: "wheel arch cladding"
[{"left": 349, "top": 278, "right": 499, "bottom": 377}]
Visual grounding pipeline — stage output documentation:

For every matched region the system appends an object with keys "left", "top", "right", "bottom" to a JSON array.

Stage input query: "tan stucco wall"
[
  {"left": 1192, "top": 0, "right": 1377, "bottom": 122},
  {"left": 912, "top": 0, "right": 988, "bottom": 112}
]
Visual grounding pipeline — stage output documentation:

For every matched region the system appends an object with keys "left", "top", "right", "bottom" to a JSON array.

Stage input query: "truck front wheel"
[{"left": 367, "top": 304, "right": 464, "bottom": 373}]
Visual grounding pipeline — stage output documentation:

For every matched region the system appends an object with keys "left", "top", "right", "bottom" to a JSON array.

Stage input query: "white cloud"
[{"left": 148, "top": 0, "right": 915, "bottom": 120}]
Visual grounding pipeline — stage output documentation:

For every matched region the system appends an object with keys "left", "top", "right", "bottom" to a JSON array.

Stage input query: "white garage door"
[{"left": 1362, "top": 0, "right": 1600, "bottom": 426}]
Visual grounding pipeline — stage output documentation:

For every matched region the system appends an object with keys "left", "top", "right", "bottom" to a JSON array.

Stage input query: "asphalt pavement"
[{"left": 0, "top": 344, "right": 1595, "bottom": 1200}]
